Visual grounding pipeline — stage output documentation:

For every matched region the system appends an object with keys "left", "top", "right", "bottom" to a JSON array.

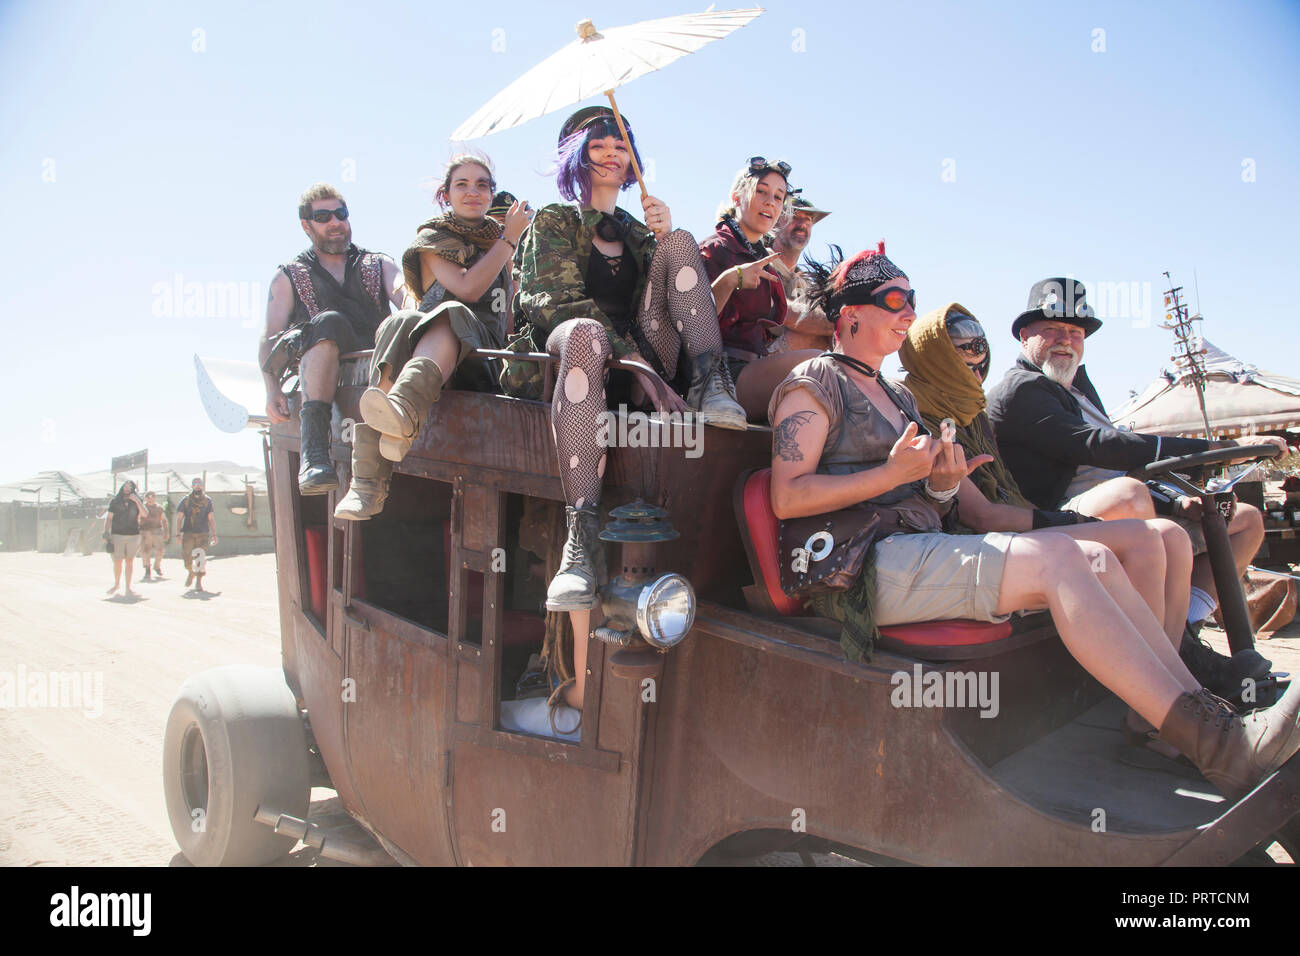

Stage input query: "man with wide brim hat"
[
  {"left": 787, "top": 195, "right": 830, "bottom": 225},
  {"left": 768, "top": 194, "right": 833, "bottom": 353},
  {"left": 988, "top": 275, "right": 1290, "bottom": 702}
]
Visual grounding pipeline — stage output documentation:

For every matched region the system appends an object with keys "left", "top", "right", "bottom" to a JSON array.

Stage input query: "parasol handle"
[{"left": 605, "top": 89, "right": 648, "bottom": 200}]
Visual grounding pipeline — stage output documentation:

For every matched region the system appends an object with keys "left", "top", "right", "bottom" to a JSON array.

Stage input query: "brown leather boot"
[
  {"left": 359, "top": 356, "right": 444, "bottom": 462},
  {"left": 334, "top": 423, "right": 392, "bottom": 521},
  {"left": 1158, "top": 683, "right": 1300, "bottom": 800}
]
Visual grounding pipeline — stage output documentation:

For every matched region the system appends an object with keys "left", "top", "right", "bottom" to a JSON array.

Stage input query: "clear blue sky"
[{"left": 3, "top": 0, "right": 1298, "bottom": 480}]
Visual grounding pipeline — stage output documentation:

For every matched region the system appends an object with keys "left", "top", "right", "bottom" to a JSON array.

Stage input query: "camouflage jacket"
[{"left": 513, "top": 203, "right": 656, "bottom": 359}]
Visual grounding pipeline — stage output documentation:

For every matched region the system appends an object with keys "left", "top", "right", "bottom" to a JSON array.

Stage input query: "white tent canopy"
[
  {"left": 0, "top": 463, "right": 266, "bottom": 504},
  {"left": 1112, "top": 339, "right": 1300, "bottom": 438}
]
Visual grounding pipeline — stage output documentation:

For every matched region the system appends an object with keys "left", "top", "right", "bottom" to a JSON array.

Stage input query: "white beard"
[{"left": 1041, "top": 353, "right": 1080, "bottom": 387}]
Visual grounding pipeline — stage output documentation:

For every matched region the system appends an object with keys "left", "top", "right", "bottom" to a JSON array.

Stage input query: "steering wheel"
[{"left": 1128, "top": 444, "right": 1282, "bottom": 482}]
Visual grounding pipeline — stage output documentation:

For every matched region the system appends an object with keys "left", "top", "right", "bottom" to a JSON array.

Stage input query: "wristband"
[
  {"left": 734, "top": 266, "right": 744, "bottom": 287},
  {"left": 923, "top": 479, "right": 959, "bottom": 502},
  {"left": 1031, "top": 509, "right": 1100, "bottom": 529},
  {"left": 500, "top": 236, "right": 517, "bottom": 251}
]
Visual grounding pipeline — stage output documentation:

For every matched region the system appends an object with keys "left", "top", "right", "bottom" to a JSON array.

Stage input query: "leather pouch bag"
[
  {"left": 778, "top": 508, "right": 881, "bottom": 596},
  {"left": 261, "top": 326, "right": 304, "bottom": 382}
]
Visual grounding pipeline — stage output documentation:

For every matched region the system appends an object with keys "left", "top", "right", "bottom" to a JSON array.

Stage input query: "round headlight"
[{"left": 635, "top": 573, "right": 696, "bottom": 650}]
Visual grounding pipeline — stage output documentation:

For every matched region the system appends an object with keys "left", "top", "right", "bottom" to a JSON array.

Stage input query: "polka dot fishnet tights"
[{"left": 545, "top": 229, "right": 723, "bottom": 508}]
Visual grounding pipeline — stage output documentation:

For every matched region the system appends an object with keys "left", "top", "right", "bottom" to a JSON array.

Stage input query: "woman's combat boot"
[
  {"left": 1158, "top": 684, "right": 1300, "bottom": 800},
  {"left": 334, "top": 423, "right": 391, "bottom": 520},
  {"left": 359, "top": 357, "right": 444, "bottom": 462},
  {"left": 545, "top": 505, "right": 606, "bottom": 611},
  {"left": 298, "top": 399, "right": 339, "bottom": 494},
  {"left": 685, "top": 351, "right": 747, "bottom": 430}
]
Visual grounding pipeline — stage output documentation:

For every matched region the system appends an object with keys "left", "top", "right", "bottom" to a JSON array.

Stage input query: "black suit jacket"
[{"left": 985, "top": 357, "right": 1211, "bottom": 509}]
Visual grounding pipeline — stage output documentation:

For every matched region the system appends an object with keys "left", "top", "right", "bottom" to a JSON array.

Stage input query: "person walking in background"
[
  {"left": 175, "top": 478, "right": 217, "bottom": 592},
  {"left": 138, "top": 490, "right": 169, "bottom": 580},
  {"left": 103, "top": 480, "right": 145, "bottom": 597}
]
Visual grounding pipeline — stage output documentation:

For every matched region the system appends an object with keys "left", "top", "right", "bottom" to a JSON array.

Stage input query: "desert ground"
[{"left": 2, "top": 549, "right": 1298, "bottom": 867}]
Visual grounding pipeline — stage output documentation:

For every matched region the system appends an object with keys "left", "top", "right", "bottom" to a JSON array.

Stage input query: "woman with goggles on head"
[
  {"left": 699, "top": 158, "right": 825, "bottom": 421},
  {"left": 336, "top": 152, "right": 534, "bottom": 521},
  {"left": 506, "top": 106, "right": 745, "bottom": 714}
]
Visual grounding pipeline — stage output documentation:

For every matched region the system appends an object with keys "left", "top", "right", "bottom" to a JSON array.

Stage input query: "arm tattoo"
[{"left": 774, "top": 411, "right": 816, "bottom": 462}]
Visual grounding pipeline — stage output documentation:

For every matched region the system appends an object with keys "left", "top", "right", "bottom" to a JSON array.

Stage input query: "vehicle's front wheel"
[{"left": 163, "top": 666, "right": 311, "bottom": 866}]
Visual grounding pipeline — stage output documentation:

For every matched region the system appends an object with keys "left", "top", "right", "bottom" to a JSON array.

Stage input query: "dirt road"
[
  {"left": 0, "top": 550, "right": 293, "bottom": 866},
  {"left": 3, "top": 549, "right": 1298, "bottom": 867}
]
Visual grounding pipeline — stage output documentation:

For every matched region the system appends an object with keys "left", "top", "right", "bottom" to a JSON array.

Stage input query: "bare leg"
[
  {"left": 735, "top": 350, "right": 823, "bottom": 421},
  {"left": 1067, "top": 476, "right": 1156, "bottom": 520},
  {"left": 1037, "top": 518, "right": 1192, "bottom": 645},
  {"left": 124, "top": 556, "right": 135, "bottom": 595},
  {"left": 1190, "top": 503, "right": 1265, "bottom": 604},
  {"left": 563, "top": 609, "right": 591, "bottom": 710},
  {"left": 993, "top": 533, "right": 1195, "bottom": 729},
  {"left": 374, "top": 317, "right": 460, "bottom": 393},
  {"left": 299, "top": 340, "right": 340, "bottom": 403},
  {"left": 108, "top": 556, "right": 122, "bottom": 593}
]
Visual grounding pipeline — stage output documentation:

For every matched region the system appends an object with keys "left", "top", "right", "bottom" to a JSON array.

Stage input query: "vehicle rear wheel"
[{"left": 163, "top": 666, "right": 311, "bottom": 866}]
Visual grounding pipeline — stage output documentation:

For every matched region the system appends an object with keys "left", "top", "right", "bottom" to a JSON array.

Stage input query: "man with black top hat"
[
  {"left": 987, "top": 277, "right": 1289, "bottom": 695},
  {"left": 259, "top": 183, "right": 412, "bottom": 495}
]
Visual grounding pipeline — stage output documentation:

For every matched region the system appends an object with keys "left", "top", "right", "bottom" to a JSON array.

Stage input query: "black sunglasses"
[
  {"left": 954, "top": 337, "right": 989, "bottom": 356},
  {"left": 748, "top": 156, "right": 791, "bottom": 178},
  {"left": 307, "top": 205, "right": 349, "bottom": 223},
  {"left": 862, "top": 286, "right": 916, "bottom": 312}
]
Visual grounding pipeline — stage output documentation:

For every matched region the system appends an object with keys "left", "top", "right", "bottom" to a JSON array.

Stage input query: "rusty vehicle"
[{"left": 163, "top": 350, "right": 1300, "bottom": 866}]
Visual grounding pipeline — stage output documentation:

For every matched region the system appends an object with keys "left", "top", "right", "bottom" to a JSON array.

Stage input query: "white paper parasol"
[{"left": 450, "top": 8, "right": 764, "bottom": 194}]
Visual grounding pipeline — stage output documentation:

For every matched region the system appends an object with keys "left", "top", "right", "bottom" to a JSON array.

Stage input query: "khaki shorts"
[
  {"left": 110, "top": 533, "right": 140, "bottom": 560},
  {"left": 182, "top": 532, "right": 210, "bottom": 574},
  {"left": 139, "top": 529, "right": 165, "bottom": 560},
  {"left": 872, "top": 531, "right": 1016, "bottom": 626}
]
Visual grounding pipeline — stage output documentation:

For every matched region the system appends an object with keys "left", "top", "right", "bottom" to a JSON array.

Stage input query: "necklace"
[{"left": 824, "top": 351, "right": 878, "bottom": 378}]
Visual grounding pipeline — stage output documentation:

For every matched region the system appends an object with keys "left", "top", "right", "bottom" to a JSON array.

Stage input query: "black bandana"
[
  {"left": 802, "top": 243, "right": 908, "bottom": 322},
  {"left": 720, "top": 215, "right": 769, "bottom": 259}
]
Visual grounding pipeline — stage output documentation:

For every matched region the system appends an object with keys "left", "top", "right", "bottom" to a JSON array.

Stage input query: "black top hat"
[
  {"left": 558, "top": 106, "right": 630, "bottom": 146},
  {"left": 1010, "top": 277, "right": 1103, "bottom": 341}
]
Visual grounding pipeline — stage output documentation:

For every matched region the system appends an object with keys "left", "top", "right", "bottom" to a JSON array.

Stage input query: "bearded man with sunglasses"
[{"left": 259, "top": 183, "right": 412, "bottom": 494}]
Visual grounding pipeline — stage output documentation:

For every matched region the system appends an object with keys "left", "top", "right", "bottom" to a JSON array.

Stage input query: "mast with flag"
[{"left": 1161, "top": 271, "right": 1215, "bottom": 439}]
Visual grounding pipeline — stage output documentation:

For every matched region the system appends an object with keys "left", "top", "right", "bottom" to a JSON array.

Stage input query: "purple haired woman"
[{"left": 508, "top": 106, "right": 744, "bottom": 710}]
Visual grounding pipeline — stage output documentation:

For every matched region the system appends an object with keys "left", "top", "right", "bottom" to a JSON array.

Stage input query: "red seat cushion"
[
  {"left": 736, "top": 468, "right": 1013, "bottom": 647},
  {"left": 879, "top": 618, "right": 1012, "bottom": 646},
  {"left": 304, "top": 526, "right": 327, "bottom": 621},
  {"left": 740, "top": 469, "right": 806, "bottom": 616}
]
